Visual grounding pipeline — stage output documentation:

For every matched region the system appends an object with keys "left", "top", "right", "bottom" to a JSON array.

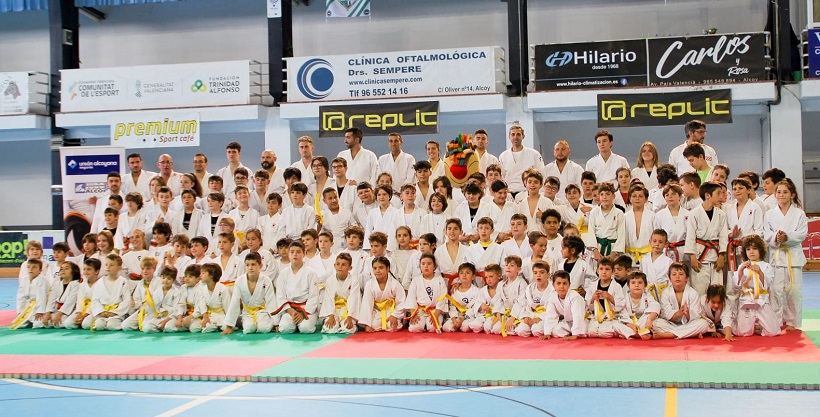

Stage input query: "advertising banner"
[
  {"left": 808, "top": 29, "right": 820, "bottom": 78},
  {"left": 598, "top": 89, "right": 732, "bottom": 128},
  {"left": 319, "top": 101, "right": 438, "bottom": 137},
  {"left": 60, "top": 60, "right": 250, "bottom": 112},
  {"left": 0, "top": 230, "right": 66, "bottom": 269},
  {"left": 110, "top": 113, "right": 200, "bottom": 149},
  {"left": 0, "top": 72, "right": 29, "bottom": 115},
  {"left": 326, "top": 0, "right": 370, "bottom": 17},
  {"left": 287, "top": 46, "right": 504, "bottom": 102},
  {"left": 533, "top": 39, "right": 648, "bottom": 90},
  {"left": 647, "top": 33, "right": 768, "bottom": 86}
]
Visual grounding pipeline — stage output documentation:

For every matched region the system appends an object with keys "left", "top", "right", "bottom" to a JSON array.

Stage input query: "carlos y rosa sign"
[
  {"left": 60, "top": 60, "right": 251, "bottom": 112},
  {"left": 534, "top": 33, "right": 768, "bottom": 90},
  {"left": 288, "top": 46, "right": 505, "bottom": 102}
]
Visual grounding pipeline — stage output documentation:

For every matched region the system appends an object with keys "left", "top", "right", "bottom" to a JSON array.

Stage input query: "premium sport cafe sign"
[{"left": 534, "top": 32, "right": 768, "bottom": 90}]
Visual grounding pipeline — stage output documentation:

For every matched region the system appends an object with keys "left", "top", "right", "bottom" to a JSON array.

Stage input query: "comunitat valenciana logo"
[
  {"left": 297, "top": 58, "right": 334, "bottom": 100},
  {"left": 191, "top": 80, "right": 207, "bottom": 93}
]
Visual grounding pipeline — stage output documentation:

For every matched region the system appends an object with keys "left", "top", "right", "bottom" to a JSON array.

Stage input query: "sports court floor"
[{"left": 1, "top": 275, "right": 820, "bottom": 416}]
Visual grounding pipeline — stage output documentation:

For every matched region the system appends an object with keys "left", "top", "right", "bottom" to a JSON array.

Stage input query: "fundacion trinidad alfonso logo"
[{"left": 296, "top": 58, "right": 334, "bottom": 100}]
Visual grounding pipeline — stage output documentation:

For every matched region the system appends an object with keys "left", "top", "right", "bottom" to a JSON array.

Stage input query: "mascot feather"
[{"left": 444, "top": 133, "right": 481, "bottom": 188}]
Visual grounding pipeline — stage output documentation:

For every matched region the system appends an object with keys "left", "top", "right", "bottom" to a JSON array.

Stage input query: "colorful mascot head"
[{"left": 444, "top": 133, "right": 480, "bottom": 188}]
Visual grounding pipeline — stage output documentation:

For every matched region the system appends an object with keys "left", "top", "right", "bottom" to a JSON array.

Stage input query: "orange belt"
[
  {"left": 271, "top": 301, "right": 309, "bottom": 318},
  {"left": 696, "top": 238, "right": 719, "bottom": 262},
  {"left": 666, "top": 240, "right": 685, "bottom": 262},
  {"left": 129, "top": 273, "right": 142, "bottom": 281},
  {"left": 442, "top": 273, "right": 459, "bottom": 288},
  {"left": 222, "top": 281, "right": 235, "bottom": 287},
  {"left": 407, "top": 304, "right": 441, "bottom": 332},
  {"left": 727, "top": 239, "right": 741, "bottom": 271}
]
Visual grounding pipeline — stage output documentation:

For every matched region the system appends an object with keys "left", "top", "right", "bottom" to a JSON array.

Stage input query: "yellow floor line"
[{"left": 665, "top": 386, "right": 677, "bottom": 417}]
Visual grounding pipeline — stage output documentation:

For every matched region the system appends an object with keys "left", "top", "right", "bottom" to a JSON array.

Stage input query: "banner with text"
[
  {"left": 0, "top": 230, "right": 66, "bottom": 268},
  {"left": 61, "top": 60, "right": 250, "bottom": 112},
  {"left": 288, "top": 47, "right": 504, "bottom": 102},
  {"left": 111, "top": 113, "right": 200, "bottom": 149},
  {"left": 319, "top": 101, "right": 439, "bottom": 137},
  {"left": 0, "top": 72, "right": 29, "bottom": 115},
  {"left": 809, "top": 29, "right": 820, "bottom": 78},
  {"left": 598, "top": 89, "right": 732, "bottom": 128},
  {"left": 533, "top": 40, "right": 648, "bottom": 90},
  {"left": 647, "top": 33, "right": 769, "bottom": 86}
]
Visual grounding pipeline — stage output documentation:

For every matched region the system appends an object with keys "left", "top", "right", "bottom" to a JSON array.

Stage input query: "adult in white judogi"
[
  {"left": 123, "top": 154, "right": 156, "bottom": 202},
  {"left": 585, "top": 132, "right": 630, "bottom": 185},
  {"left": 668, "top": 121, "right": 719, "bottom": 174},
  {"left": 472, "top": 130, "right": 501, "bottom": 174},
  {"left": 377, "top": 134, "right": 416, "bottom": 193},
  {"left": 337, "top": 128, "right": 378, "bottom": 186},
  {"left": 499, "top": 126, "right": 545, "bottom": 194},
  {"left": 542, "top": 140, "right": 584, "bottom": 200}
]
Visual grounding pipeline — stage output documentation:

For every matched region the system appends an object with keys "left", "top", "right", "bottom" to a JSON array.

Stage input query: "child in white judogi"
[
  {"left": 170, "top": 189, "right": 204, "bottom": 238},
  {"left": 496, "top": 256, "right": 528, "bottom": 336},
  {"left": 652, "top": 184, "right": 689, "bottom": 263},
  {"left": 641, "top": 230, "right": 674, "bottom": 301},
  {"left": 624, "top": 186, "right": 655, "bottom": 266},
  {"left": 238, "top": 230, "right": 277, "bottom": 278},
  {"left": 83, "top": 254, "right": 131, "bottom": 331},
  {"left": 500, "top": 215, "right": 533, "bottom": 260},
  {"left": 584, "top": 258, "right": 626, "bottom": 338},
  {"left": 402, "top": 233, "right": 436, "bottom": 290},
  {"left": 653, "top": 263, "right": 713, "bottom": 339},
  {"left": 558, "top": 235, "right": 593, "bottom": 292},
  {"left": 41, "top": 261, "right": 81, "bottom": 329},
  {"left": 684, "top": 183, "right": 728, "bottom": 295},
  {"left": 120, "top": 257, "right": 164, "bottom": 331},
  {"left": 320, "top": 253, "right": 362, "bottom": 334},
  {"left": 474, "top": 180, "right": 518, "bottom": 241},
  {"left": 222, "top": 253, "right": 277, "bottom": 334},
  {"left": 585, "top": 183, "right": 625, "bottom": 258},
  {"left": 725, "top": 178, "right": 765, "bottom": 320},
  {"left": 700, "top": 284, "right": 735, "bottom": 340},
  {"left": 434, "top": 219, "right": 467, "bottom": 289},
  {"left": 442, "top": 263, "right": 481, "bottom": 333},
  {"left": 228, "top": 186, "right": 260, "bottom": 233},
  {"left": 359, "top": 257, "right": 406, "bottom": 332},
  {"left": 214, "top": 232, "right": 244, "bottom": 288},
  {"left": 11, "top": 259, "right": 48, "bottom": 330},
  {"left": 190, "top": 263, "right": 232, "bottom": 333},
  {"left": 514, "top": 261, "right": 553, "bottom": 337},
  {"left": 124, "top": 268, "right": 181, "bottom": 333},
  {"left": 613, "top": 272, "right": 662, "bottom": 339},
  {"left": 319, "top": 189, "right": 356, "bottom": 251},
  {"left": 275, "top": 242, "right": 320, "bottom": 334},
  {"left": 464, "top": 217, "right": 505, "bottom": 288},
  {"left": 258, "top": 193, "right": 287, "bottom": 253},
  {"left": 404, "top": 254, "right": 448, "bottom": 333},
  {"left": 539, "top": 271, "right": 588, "bottom": 340},
  {"left": 763, "top": 180, "right": 807, "bottom": 331},
  {"left": 65, "top": 259, "right": 101, "bottom": 330},
  {"left": 516, "top": 170, "right": 556, "bottom": 233},
  {"left": 734, "top": 235, "right": 780, "bottom": 337},
  {"left": 120, "top": 229, "right": 150, "bottom": 296},
  {"left": 391, "top": 227, "right": 416, "bottom": 286},
  {"left": 469, "top": 264, "right": 504, "bottom": 333},
  {"left": 522, "top": 232, "right": 556, "bottom": 285}
]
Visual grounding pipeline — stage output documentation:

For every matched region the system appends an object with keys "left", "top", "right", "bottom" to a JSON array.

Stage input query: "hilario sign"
[
  {"left": 598, "top": 89, "right": 732, "bottom": 128},
  {"left": 647, "top": 33, "right": 769, "bottom": 86},
  {"left": 288, "top": 47, "right": 505, "bottom": 102},
  {"left": 319, "top": 101, "right": 439, "bottom": 137},
  {"left": 61, "top": 61, "right": 250, "bottom": 112},
  {"left": 533, "top": 39, "right": 648, "bottom": 90},
  {"left": 110, "top": 113, "right": 200, "bottom": 149}
]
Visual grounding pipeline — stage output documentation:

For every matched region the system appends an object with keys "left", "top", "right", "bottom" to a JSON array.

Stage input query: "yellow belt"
[
  {"left": 207, "top": 306, "right": 225, "bottom": 314},
  {"left": 242, "top": 304, "right": 267, "bottom": 325},
  {"left": 334, "top": 296, "right": 348, "bottom": 320},
  {"left": 533, "top": 305, "right": 546, "bottom": 315},
  {"left": 11, "top": 301, "right": 36, "bottom": 330},
  {"left": 595, "top": 299, "right": 616, "bottom": 323},
  {"left": 647, "top": 282, "right": 668, "bottom": 301},
  {"left": 91, "top": 303, "right": 120, "bottom": 331},
  {"left": 630, "top": 315, "right": 650, "bottom": 336},
  {"left": 500, "top": 308, "right": 512, "bottom": 337},
  {"left": 774, "top": 246, "right": 794, "bottom": 292},
  {"left": 138, "top": 286, "right": 158, "bottom": 332},
  {"left": 374, "top": 299, "right": 395, "bottom": 330},
  {"left": 439, "top": 294, "right": 467, "bottom": 315},
  {"left": 625, "top": 246, "right": 652, "bottom": 264},
  {"left": 578, "top": 217, "right": 588, "bottom": 234},
  {"left": 80, "top": 298, "right": 92, "bottom": 314}
]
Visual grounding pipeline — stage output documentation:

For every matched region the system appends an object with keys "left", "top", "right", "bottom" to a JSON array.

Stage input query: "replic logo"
[
  {"left": 545, "top": 51, "right": 573, "bottom": 67},
  {"left": 297, "top": 58, "right": 334, "bottom": 100}
]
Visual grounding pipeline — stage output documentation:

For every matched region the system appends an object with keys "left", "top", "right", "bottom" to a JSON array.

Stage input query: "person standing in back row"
[
  {"left": 585, "top": 129, "right": 630, "bottom": 186},
  {"left": 499, "top": 125, "right": 544, "bottom": 198},
  {"left": 338, "top": 127, "right": 378, "bottom": 187},
  {"left": 669, "top": 120, "right": 719, "bottom": 175}
]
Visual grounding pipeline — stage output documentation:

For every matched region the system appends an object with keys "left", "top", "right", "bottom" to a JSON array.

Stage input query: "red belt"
[
  {"left": 666, "top": 240, "right": 685, "bottom": 262},
  {"left": 727, "top": 239, "right": 741, "bottom": 271},
  {"left": 271, "top": 301, "right": 309, "bottom": 318},
  {"left": 696, "top": 238, "right": 720, "bottom": 262}
]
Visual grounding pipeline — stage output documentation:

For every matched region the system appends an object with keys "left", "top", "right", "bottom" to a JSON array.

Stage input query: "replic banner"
[
  {"left": 533, "top": 40, "right": 648, "bottom": 90},
  {"left": 598, "top": 89, "right": 732, "bottom": 128},
  {"left": 647, "top": 33, "right": 769, "bottom": 86},
  {"left": 319, "top": 101, "right": 439, "bottom": 137}
]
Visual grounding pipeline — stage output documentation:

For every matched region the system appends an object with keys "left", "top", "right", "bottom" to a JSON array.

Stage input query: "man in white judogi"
[
  {"left": 585, "top": 129, "right": 629, "bottom": 186},
  {"left": 122, "top": 153, "right": 156, "bottom": 202},
  {"left": 337, "top": 127, "right": 378, "bottom": 187},
  {"left": 498, "top": 125, "right": 544, "bottom": 196},
  {"left": 377, "top": 133, "right": 416, "bottom": 193},
  {"left": 668, "top": 120, "right": 719, "bottom": 175},
  {"left": 542, "top": 140, "right": 584, "bottom": 200}
]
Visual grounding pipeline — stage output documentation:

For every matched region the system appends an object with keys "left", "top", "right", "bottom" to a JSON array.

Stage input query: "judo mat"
[{"left": 1, "top": 316, "right": 819, "bottom": 389}]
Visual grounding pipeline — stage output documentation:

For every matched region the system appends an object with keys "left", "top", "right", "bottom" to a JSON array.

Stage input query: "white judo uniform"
[
  {"left": 224, "top": 274, "right": 277, "bottom": 333},
  {"left": 513, "top": 282, "right": 553, "bottom": 337},
  {"left": 763, "top": 205, "right": 807, "bottom": 328},
  {"left": 656, "top": 285, "right": 713, "bottom": 339},
  {"left": 734, "top": 261, "right": 780, "bottom": 337},
  {"left": 584, "top": 279, "right": 626, "bottom": 338},
  {"left": 404, "top": 274, "right": 449, "bottom": 333},
  {"left": 684, "top": 205, "right": 728, "bottom": 295},
  {"left": 585, "top": 153, "right": 629, "bottom": 185},
  {"left": 43, "top": 279, "right": 80, "bottom": 328},
  {"left": 441, "top": 284, "right": 481, "bottom": 333},
  {"left": 613, "top": 291, "right": 661, "bottom": 339},
  {"left": 499, "top": 147, "right": 545, "bottom": 194},
  {"left": 83, "top": 276, "right": 131, "bottom": 331},
  {"left": 320, "top": 274, "right": 362, "bottom": 334},
  {"left": 359, "top": 277, "right": 406, "bottom": 331},
  {"left": 541, "top": 290, "right": 588, "bottom": 338},
  {"left": 274, "top": 265, "right": 320, "bottom": 334},
  {"left": 543, "top": 160, "right": 584, "bottom": 200},
  {"left": 190, "top": 282, "right": 232, "bottom": 333}
]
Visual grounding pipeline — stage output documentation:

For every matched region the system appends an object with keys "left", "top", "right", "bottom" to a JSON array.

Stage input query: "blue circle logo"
[{"left": 296, "top": 58, "right": 334, "bottom": 100}]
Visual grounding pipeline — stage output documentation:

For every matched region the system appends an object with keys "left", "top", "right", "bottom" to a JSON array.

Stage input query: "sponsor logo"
[
  {"left": 297, "top": 58, "right": 334, "bottom": 100},
  {"left": 67, "top": 80, "right": 120, "bottom": 99},
  {"left": 598, "top": 89, "right": 732, "bottom": 127},
  {"left": 113, "top": 118, "right": 198, "bottom": 141},
  {"left": 545, "top": 49, "right": 638, "bottom": 68},
  {"left": 74, "top": 182, "right": 107, "bottom": 194},
  {"left": 135, "top": 80, "right": 142, "bottom": 98},
  {"left": 65, "top": 154, "right": 120, "bottom": 176},
  {"left": 653, "top": 35, "right": 753, "bottom": 80},
  {"left": 67, "top": 159, "right": 78, "bottom": 169},
  {"left": 322, "top": 109, "right": 437, "bottom": 132},
  {"left": 544, "top": 51, "right": 573, "bottom": 67},
  {"left": 600, "top": 97, "right": 729, "bottom": 121},
  {"left": 0, "top": 239, "right": 26, "bottom": 260},
  {"left": 191, "top": 80, "right": 207, "bottom": 93}
]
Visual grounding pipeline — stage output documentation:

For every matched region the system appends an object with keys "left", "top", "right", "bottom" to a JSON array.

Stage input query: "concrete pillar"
[
  {"left": 264, "top": 107, "right": 292, "bottom": 167},
  {"left": 769, "top": 84, "right": 804, "bottom": 194}
]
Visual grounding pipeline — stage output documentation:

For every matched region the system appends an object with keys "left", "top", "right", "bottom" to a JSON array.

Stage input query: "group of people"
[{"left": 13, "top": 121, "right": 806, "bottom": 341}]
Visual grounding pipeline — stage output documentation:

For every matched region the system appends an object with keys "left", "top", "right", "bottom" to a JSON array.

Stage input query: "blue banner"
[
  {"left": 64, "top": 154, "right": 120, "bottom": 176},
  {"left": 809, "top": 29, "right": 820, "bottom": 79}
]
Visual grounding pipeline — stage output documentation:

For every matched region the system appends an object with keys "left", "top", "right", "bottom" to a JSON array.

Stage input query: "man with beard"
[
  {"left": 472, "top": 129, "right": 500, "bottom": 174},
  {"left": 260, "top": 150, "right": 286, "bottom": 196},
  {"left": 499, "top": 125, "right": 544, "bottom": 197},
  {"left": 192, "top": 153, "right": 212, "bottom": 189},
  {"left": 668, "top": 120, "right": 719, "bottom": 174},
  {"left": 337, "top": 127, "right": 377, "bottom": 186},
  {"left": 542, "top": 140, "right": 584, "bottom": 200},
  {"left": 122, "top": 153, "right": 155, "bottom": 202}
]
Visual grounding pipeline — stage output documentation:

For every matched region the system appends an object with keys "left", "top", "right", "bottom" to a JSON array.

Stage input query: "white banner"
[
  {"left": 0, "top": 72, "right": 29, "bottom": 115},
  {"left": 111, "top": 113, "right": 200, "bottom": 149},
  {"left": 287, "top": 46, "right": 505, "bottom": 102},
  {"left": 61, "top": 60, "right": 251, "bottom": 112},
  {"left": 267, "top": 0, "right": 281, "bottom": 18},
  {"left": 326, "top": 0, "right": 370, "bottom": 18},
  {"left": 60, "top": 146, "right": 125, "bottom": 200}
]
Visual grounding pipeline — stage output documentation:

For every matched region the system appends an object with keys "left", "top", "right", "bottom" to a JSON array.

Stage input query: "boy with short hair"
[
  {"left": 393, "top": 183, "right": 426, "bottom": 246},
  {"left": 434, "top": 219, "right": 467, "bottom": 289},
  {"left": 625, "top": 185, "right": 654, "bottom": 266},
  {"left": 679, "top": 172, "right": 703, "bottom": 211},
  {"left": 339, "top": 225, "right": 367, "bottom": 279},
  {"left": 84, "top": 253, "right": 131, "bottom": 331},
  {"left": 320, "top": 252, "right": 361, "bottom": 334},
  {"left": 653, "top": 184, "right": 689, "bottom": 263},
  {"left": 469, "top": 263, "right": 503, "bottom": 333},
  {"left": 586, "top": 183, "right": 625, "bottom": 259},
  {"left": 190, "top": 263, "right": 231, "bottom": 333},
  {"left": 352, "top": 182, "right": 378, "bottom": 229},
  {"left": 500, "top": 214, "right": 532, "bottom": 260},
  {"left": 452, "top": 182, "right": 483, "bottom": 241},
  {"left": 641, "top": 229, "right": 674, "bottom": 301},
  {"left": 475, "top": 180, "right": 518, "bottom": 241},
  {"left": 612, "top": 255, "right": 632, "bottom": 288},
  {"left": 359, "top": 231, "right": 393, "bottom": 288},
  {"left": 318, "top": 188, "right": 355, "bottom": 250},
  {"left": 413, "top": 160, "right": 434, "bottom": 209},
  {"left": 516, "top": 169, "right": 555, "bottom": 233},
  {"left": 685, "top": 182, "right": 728, "bottom": 295},
  {"left": 175, "top": 264, "right": 201, "bottom": 331},
  {"left": 653, "top": 262, "right": 713, "bottom": 339},
  {"left": 580, "top": 171, "right": 597, "bottom": 205},
  {"left": 464, "top": 217, "right": 504, "bottom": 287},
  {"left": 150, "top": 222, "right": 173, "bottom": 262},
  {"left": 584, "top": 257, "right": 626, "bottom": 338},
  {"left": 223, "top": 252, "right": 277, "bottom": 334},
  {"left": 198, "top": 192, "right": 228, "bottom": 241},
  {"left": 521, "top": 231, "right": 553, "bottom": 284},
  {"left": 228, "top": 185, "right": 260, "bottom": 233},
  {"left": 442, "top": 262, "right": 481, "bottom": 333},
  {"left": 189, "top": 236, "right": 213, "bottom": 266},
  {"left": 541, "top": 209, "right": 563, "bottom": 261},
  {"left": 275, "top": 241, "right": 320, "bottom": 334},
  {"left": 172, "top": 188, "right": 204, "bottom": 238},
  {"left": 257, "top": 192, "right": 286, "bottom": 253},
  {"left": 11, "top": 259, "right": 48, "bottom": 329},
  {"left": 65, "top": 258, "right": 102, "bottom": 329},
  {"left": 540, "top": 270, "right": 587, "bottom": 340},
  {"left": 514, "top": 261, "right": 553, "bottom": 337},
  {"left": 683, "top": 143, "right": 712, "bottom": 183},
  {"left": 283, "top": 182, "right": 317, "bottom": 239},
  {"left": 497, "top": 255, "right": 528, "bottom": 336},
  {"left": 216, "top": 232, "right": 244, "bottom": 287},
  {"left": 613, "top": 271, "right": 661, "bottom": 340}
]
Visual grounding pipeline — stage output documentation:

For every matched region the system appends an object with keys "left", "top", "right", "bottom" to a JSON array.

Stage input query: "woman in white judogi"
[{"left": 763, "top": 179, "right": 807, "bottom": 330}]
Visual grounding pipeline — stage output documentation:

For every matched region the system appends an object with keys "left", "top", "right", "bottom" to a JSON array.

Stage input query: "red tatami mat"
[
  {"left": 0, "top": 310, "right": 16, "bottom": 327},
  {"left": 122, "top": 356, "right": 290, "bottom": 377},
  {"left": 303, "top": 330, "right": 820, "bottom": 362}
]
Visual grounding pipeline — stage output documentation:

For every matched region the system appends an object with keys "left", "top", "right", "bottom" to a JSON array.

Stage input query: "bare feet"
[{"left": 785, "top": 325, "right": 796, "bottom": 332}]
